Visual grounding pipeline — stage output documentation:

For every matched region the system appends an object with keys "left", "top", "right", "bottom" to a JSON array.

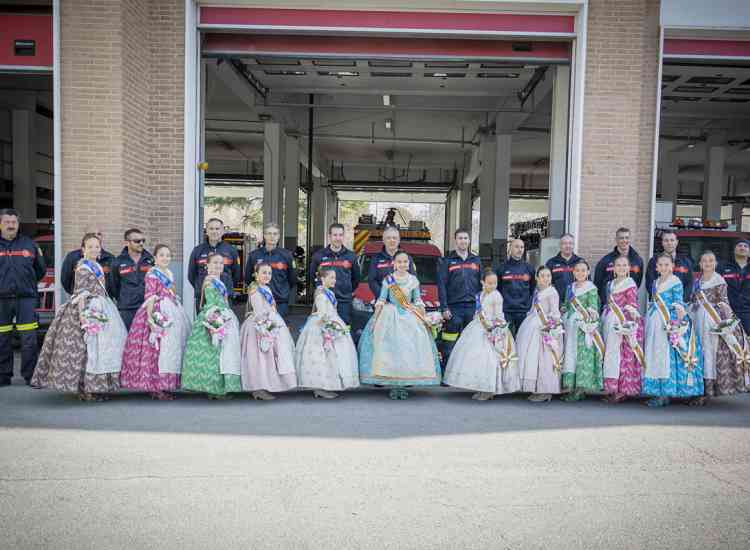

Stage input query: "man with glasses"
[
  {"left": 60, "top": 225, "right": 116, "bottom": 296},
  {"left": 187, "top": 218, "right": 240, "bottom": 312},
  {"left": 111, "top": 228, "right": 154, "bottom": 330}
]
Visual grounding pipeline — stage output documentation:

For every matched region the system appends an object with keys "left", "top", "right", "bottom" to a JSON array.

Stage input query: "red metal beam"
[
  {"left": 664, "top": 38, "right": 750, "bottom": 58},
  {"left": 0, "top": 14, "right": 52, "bottom": 69}
]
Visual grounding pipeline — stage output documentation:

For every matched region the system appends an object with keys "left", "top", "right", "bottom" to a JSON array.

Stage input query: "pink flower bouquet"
[
  {"left": 255, "top": 315, "right": 280, "bottom": 353},
  {"left": 202, "top": 305, "right": 234, "bottom": 347},
  {"left": 321, "top": 316, "right": 350, "bottom": 353},
  {"left": 148, "top": 310, "right": 173, "bottom": 349},
  {"left": 80, "top": 303, "right": 109, "bottom": 336}
]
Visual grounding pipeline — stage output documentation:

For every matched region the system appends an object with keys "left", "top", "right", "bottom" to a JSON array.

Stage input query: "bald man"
[{"left": 495, "top": 239, "right": 536, "bottom": 336}]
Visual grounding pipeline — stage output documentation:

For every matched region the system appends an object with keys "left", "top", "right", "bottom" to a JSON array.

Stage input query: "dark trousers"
[
  {"left": 505, "top": 311, "right": 528, "bottom": 338},
  {"left": 738, "top": 312, "right": 750, "bottom": 335},
  {"left": 0, "top": 297, "right": 39, "bottom": 382},
  {"left": 337, "top": 301, "right": 352, "bottom": 326},
  {"left": 276, "top": 302, "right": 289, "bottom": 318},
  {"left": 119, "top": 308, "right": 138, "bottom": 331},
  {"left": 440, "top": 303, "right": 476, "bottom": 368}
]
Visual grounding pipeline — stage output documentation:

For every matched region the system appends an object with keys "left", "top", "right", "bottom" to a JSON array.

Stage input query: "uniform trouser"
[
  {"left": 737, "top": 312, "right": 750, "bottom": 335},
  {"left": 276, "top": 302, "right": 289, "bottom": 318},
  {"left": 337, "top": 301, "right": 352, "bottom": 326},
  {"left": 440, "top": 303, "right": 476, "bottom": 368},
  {"left": 119, "top": 309, "right": 138, "bottom": 331},
  {"left": 0, "top": 297, "right": 39, "bottom": 382},
  {"left": 505, "top": 311, "right": 528, "bottom": 338}
]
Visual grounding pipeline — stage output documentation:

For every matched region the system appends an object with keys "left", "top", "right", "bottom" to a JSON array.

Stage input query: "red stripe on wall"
[
  {"left": 664, "top": 39, "right": 750, "bottom": 58},
  {"left": 0, "top": 14, "right": 52, "bottom": 68},
  {"left": 199, "top": 7, "right": 575, "bottom": 34},
  {"left": 203, "top": 34, "right": 571, "bottom": 60}
]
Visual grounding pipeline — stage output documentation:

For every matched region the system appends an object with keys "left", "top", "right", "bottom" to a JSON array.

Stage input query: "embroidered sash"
[
  {"left": 695, "top": 289, "right": 750, "bottom": 370},
  {"left": 569, "top": 294, "right": 605, "bottom": 357},
  {"left": 386, "top": 275, "right": 430, "bottom": 328},
  {"left": 607, "top": 294, "right": 645, "bottom": 365},
  {"left": 534, "top": 302, "right": 563, "bottom": 372}
]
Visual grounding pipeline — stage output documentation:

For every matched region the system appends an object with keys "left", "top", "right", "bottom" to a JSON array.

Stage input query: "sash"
[
  {"left": 386, "top": 275, "right": 431, "bottom": 328},
  {"left": 151, "top": 267, "right": 174, "bottom": 290},
  {"left": 607, "top": 294, "right": 645, "bottom": 365},
  {"left": 478, "top": 311, "right": 516, "bottom": 368},
  {"left": 569, "top": 293, "right": 605, "bottom": 357},
  {"left": 81, "top": 259, "right": 103, "bottom": 279},
  {"left": 654, "top": 284, "right": 699, "bottom": 379},
  {"left": 533, "top": 302, "right": 563, "bottom": 371},
  {"left": 475, "top": 292, "right": 482, "bottom": 312},
  {"left": 695, "top": 289, "right": 750, "bottom": 370},
  {"left": 653, "top": 290, "right": 672, "bottom": 331},
  {"left": 257, "top": 285, "right": 275, "bottom": 306},
  {"left": 323, "top": 287, "right": 337, "bottom": 307},
  {"left": 211, "top": 277, "right": 228, "bottom": 298}
]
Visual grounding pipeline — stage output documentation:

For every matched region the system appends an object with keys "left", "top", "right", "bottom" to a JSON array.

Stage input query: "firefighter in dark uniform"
[
  {"left": 245, "top": 223, "right": 297, "bottom": 318},
  {"left": 110, "top": 228, "right": 154, "bottom": 330},
  {"left": 645, "top": 229, "right": 693, "bottom": 302},
  {"left": 60, "top": 227, "right": 115, "bottom": 295},
  {"left": 187, "top": 218, "right": 240, "bottom": 312},
  {"left": 718, "top": 239, "right": 750, "bottom": 334},
  {"left": 437, "top": 228, "right": 481, "bottom": 366},
  {"left": 367, "top": 226, "right": 416, "bottom": 300},
  {"left": 593, "top": 227, "right": 644, "bottom": 306},
  {"left": 0, "top": 209, "right": 46, "bottom": 386},
  {"left": 545, "top": 233, "right": 583, "bottom": 301},
  {"left": 496, "top": 238, "right": 535, "bottom": 336},
  {"left": 309, "top": 223, "right": 360, "bottom": 325}
]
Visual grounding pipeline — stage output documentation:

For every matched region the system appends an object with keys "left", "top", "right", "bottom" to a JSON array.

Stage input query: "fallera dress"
[
  {"left": 601, "top": 277, "right": 644, "bottom": 396},
  {"left": 32, "top": 260, "right": 126, "bottom": 394},
  {"left": 443, "top": 289, "right": 520, "bottom": 394},
  {"left": 358, "top": 273, "right": 441, "bottom": 387},
  {"left": 295, "top": 286, "right": 359, "bottom": 391},
  {"left": 561, "top": 281, "right": 604, "bottom": 393}
]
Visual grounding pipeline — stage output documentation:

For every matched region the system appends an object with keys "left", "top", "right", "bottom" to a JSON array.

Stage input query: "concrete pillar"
[
  {"left": 478, "top": 134, "right": 497, "bottom": 263},
  {"left": 310, "top": 181, "right": 326, "bottom": 250},
  {"left": 444, "top": 189, "right": 459, "bottom": 252},
  {"left": 459, "top": 182, "right": 473, "bottom": 234},
  {"left": 493, "top": 134, "right": 512, "bottom": 263},
  {"left": 324, "top": 188, "right": 337, "bottom": 230},
  {"left": 548, "top": 66, "right": 570, "bottom": 238},
  {"left": 263, "top": 122, "right": 283, "bottom": 227},
  {"left": 661, "top": 154, "right": 679, "bottom": 220},
  {"left": 703, "top": 136, "right": 725, "bottom": 220},
  {"left": 12, "top": 109, "right": 37, "bottom": 221},
  {"left": 283, "top": 135, "right": 300, "bottom": 250}
]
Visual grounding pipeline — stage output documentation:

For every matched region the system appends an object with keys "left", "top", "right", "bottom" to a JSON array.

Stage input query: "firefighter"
[
  {"left": 645, "top": 229, "right": 693, "bottom": 302},
  {"left": 110, "top": 228, "right": 154, "bottom": 330},
  {"left": 187, "top": 217, "right": 240, "bottom": 312},
  {"left": 60, "top": 225, "right": 115, "bottom": 295},
  {"left": 245, "top": 222, "right": 297, "bottom": 318},
  {"left": 496, "top": 238, "right": 536, "bottom": 336},
  {"left": 545, "top": 233, "right": 583, "bottom": 300},
  {"left": 309, "top": 222, "right": 360, "bottom": 325},
  {"left": 437, "top": 228, "right": 482, "bottom": 366},
  {"left": 0, "top": 209, "right": 46, "bottom": 386},
  {"left": 593, "top": 227, "right": 644, "bottom": 306},
  {"left": 718, "top": 239, "right": 750, "bottom": 334},
  {"left": 367, "top": 225, "right": 416, "bottom": 301}
]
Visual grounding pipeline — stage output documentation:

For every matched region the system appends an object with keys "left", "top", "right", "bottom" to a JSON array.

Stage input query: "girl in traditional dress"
[
  {"left": 643, "top": 253, "right": 704, "bottom": 407},
  {"left": 561, "top": 260, "right": 604, "bottom": 402},
  {"left": 689, "top": 250, "right": 749, "bottom": 405},
  {"left": 443, "top": 268, "right": 519, "bottom": 400},
  {"left": 239, "top": 262, "right": 297, "bottom": 400},
  {"left": 295, "top": 268, "right": 359, "bottom": 399},
  {"left": 358, "top": 251, "right": 441, "bottom": 399},
  {"left": 515, "top": 265, "right": 563, "bottom": 402},
  {"left": 32, "top": 233, "right": 126, "bottom": 401},
  {"left": 601, "top": 256, "right": 644, "bottom": 403},
  {"left": 181, "top": 252, "right": 243, "bottom": 398},
  {"left": 120, "top": 244, "right": 190, "bottom": 400}
]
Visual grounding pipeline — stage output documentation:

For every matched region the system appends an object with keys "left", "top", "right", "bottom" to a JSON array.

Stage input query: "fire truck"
[
  {"left": 350, "top": 209, "right": 443, "bottom": 342},
  {"left": 654, "top": 217, "right": 750, "bottom": 265}
]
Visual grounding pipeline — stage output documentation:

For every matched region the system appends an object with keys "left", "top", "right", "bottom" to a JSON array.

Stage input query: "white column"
[
  {"left": 478, "top": 134, "right": 497, "bottom": 263},
  {"left": 444, "top": 189, "right": 458, "bottom": 252},
  {"left": 283, "top": 135, "right": 300, "bottom": 250},
  {"left": 12, "top": 109, "right": 37, "bottom": 221},
  {"left": 703, "top": 135, "right": 725, "bottom": 220},
  {"left": 548, "top": 66, "right": 570, "bottom": 237},
  {"left": 661, "top": 154, "right": 679, "bottom": 220},
  {"left": 263, "top": 122, "right": 283, "bottom": 227},
  {"left": 493, "top": 134, "right": 512, "bottom": 260}
]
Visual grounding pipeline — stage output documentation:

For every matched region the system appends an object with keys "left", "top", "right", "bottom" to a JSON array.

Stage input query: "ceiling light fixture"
[
  {"left": 383, "top": 94, "right": 391, "bottom": 106},
  {"left": 385, "top": 118, "right": 393, "bottom": 130}
]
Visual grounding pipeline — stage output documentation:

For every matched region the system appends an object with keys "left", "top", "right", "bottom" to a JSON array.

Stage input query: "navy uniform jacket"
[
  {"left": 187, "top": 240, "right": 240, "bottom": 298},
  {"left": 645, "top": 253, "right": 694, "bottom": 301},
  {"left": 110, "top": 248, "right": 155, "bottom": 311},
  {"left": 545, "top": 253, "right": 583, "bottom": 302},
  {"left": 245, "top": 246, "right": 297, "bottom": 304},
  {"left": 593, "top": 246, "right": 644, "bottom": 305},
  {"left": 496, "top": 257, "right": 536, "bottom": 315},
  {"left": 718, "top": 260, "right": 750, "bottom": 315},
  {"left": 309, "top": 245, "right": 360, "bottom": 303},
  {"left": 61, "top": 248, "right": 115, "bottom": 295},
  {"left": 0, "top": 234, "right": 46, "bottom": 298},
  {"left": 367, "top": 247, "right": 416, "bottom": 300},
  {"left": 437, "top": 250, "right": 482, "bottom": 311}
]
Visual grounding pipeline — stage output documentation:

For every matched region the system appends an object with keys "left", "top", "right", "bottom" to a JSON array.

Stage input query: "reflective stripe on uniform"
[
  {"left": 441, "top": 332, "right": 459, "bottom": 342},
  {"left": 0, "top": 325, "right": 13, "bottom": 333},
  {"left": 16, "top": 322, "right": 38, "bottom": 331}
]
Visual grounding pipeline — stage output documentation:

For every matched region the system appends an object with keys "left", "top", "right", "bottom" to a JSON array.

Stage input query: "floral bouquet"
[
  {"left": 541, "top": 317, "right": 564, "bottom": 371},
  {"left": 202, "top": 305, "right": 234, "bottom": 347},
  {"left": 148, "top": 309, "right": 173, "bottom": 349},
  {"left": 80, "top": 302, "right": 109, "bottom": 336},
  {"left": 321, "top": 316, "right": 350, "bottom": 353},
  {"left": 485, "top": 318, "right": 509, "bottom": 347},
  {"left": 425, "top": 311, "right": 444, "bottom": 339},
  {"left": 666, "top": 318, "right": 689, "bottom": 349},
  {"left": 255, "top": 315, "right": 280, "bottom": 353}
]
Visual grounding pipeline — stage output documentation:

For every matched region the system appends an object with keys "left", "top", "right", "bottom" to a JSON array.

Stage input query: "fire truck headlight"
[{"left": 352, "top": 298, "right": 373, "bottom": 313}]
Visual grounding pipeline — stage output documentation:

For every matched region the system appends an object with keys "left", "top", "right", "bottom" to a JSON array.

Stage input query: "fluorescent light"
[
  {"left": 385, "top": 118, "right": 392, "bottom": 130},
  {"left": 383, "top": 94, "right": 391, "bottom": 106}
]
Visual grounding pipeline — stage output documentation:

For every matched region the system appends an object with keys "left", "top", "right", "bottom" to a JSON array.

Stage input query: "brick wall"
[
  {"left": 60, "top": 0, "right": 185, "bottom": 259},
  {"left": 578, "top": 0, "right": 660, "bottom": 264}
]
